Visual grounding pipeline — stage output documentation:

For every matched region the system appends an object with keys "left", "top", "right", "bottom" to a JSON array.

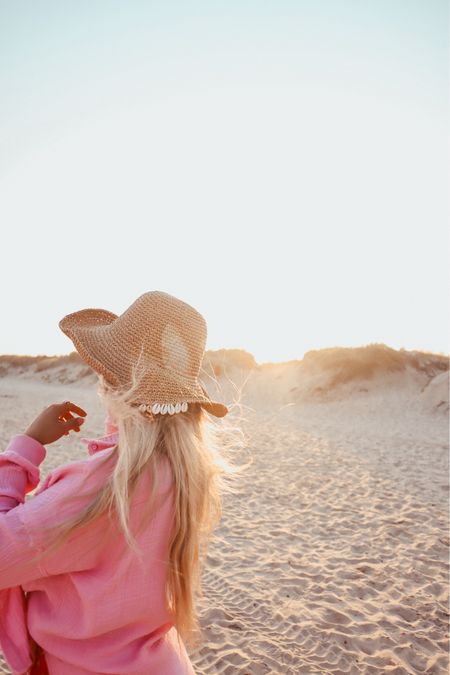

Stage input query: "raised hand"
[{"left": 24, "top": 400, "right": 87, "bottom": 446}]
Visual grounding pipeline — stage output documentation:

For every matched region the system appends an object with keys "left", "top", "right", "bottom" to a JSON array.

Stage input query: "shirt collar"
[{"left": 80, "top": 431, "right": 119, "bottom": 455}]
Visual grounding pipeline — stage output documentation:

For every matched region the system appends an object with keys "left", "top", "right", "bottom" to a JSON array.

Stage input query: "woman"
[{"left": 0, "top": 290, "right": 245, "bottom": 674}]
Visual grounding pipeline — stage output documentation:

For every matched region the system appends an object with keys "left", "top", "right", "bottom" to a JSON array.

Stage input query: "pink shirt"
[{"left": 0, "top": 415, "right": 196, "bottom": 675}]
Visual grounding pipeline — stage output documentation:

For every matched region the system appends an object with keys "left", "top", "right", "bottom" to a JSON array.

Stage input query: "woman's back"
[{"left": 22, "top": 435, "right": 196, "bottom": 674}]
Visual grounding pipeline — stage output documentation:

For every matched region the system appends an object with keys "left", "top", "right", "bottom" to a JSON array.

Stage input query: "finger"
[
  {"left": 59, "top": 401, "right": 87, "bottom": 417},
  {"left": 62, "top": 417, "right": 85, "bottom": 433},
  {"left": 61, "top": 401, "right": 87, "bottom": 417}
]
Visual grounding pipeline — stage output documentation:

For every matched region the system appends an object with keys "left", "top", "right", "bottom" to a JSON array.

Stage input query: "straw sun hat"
[{"left": 58, "top": 290, "right": 228, "bottom": 419}]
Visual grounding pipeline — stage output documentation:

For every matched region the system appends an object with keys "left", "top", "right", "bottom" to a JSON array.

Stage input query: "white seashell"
[
  {"left": 168, "top": 403, "right": 175, "bottom": 415},
  {"left": 181, "top": 401, "right": 188, "bottom": 412},
  {"left": 152, "top": 403, "right": 161, "bottom": 415},
  {"left": 139, "top": 404, "right": 147, "bottom": 412},
  {"left": 160, "top": 404, "right": 168, "bottom": 415},
  {"left": 175, "top": 402, "right": 181, "bottom": 413}
]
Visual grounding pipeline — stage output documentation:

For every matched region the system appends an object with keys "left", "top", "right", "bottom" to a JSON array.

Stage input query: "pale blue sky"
[{"left": 0, "top": 0, "right": 448, "bottom": 363}]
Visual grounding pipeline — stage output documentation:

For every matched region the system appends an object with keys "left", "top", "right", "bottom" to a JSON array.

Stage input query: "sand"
[{"left": 0, "top": 348, "right": 448, "bottom": 674}]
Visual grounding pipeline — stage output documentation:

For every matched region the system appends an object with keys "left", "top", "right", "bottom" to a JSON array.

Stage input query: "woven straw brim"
[{"left": 59, "top": 308, "right": 228, "bottom": 418}]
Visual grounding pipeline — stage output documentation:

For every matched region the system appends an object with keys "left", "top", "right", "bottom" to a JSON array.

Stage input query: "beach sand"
[{"left": 0, "top": 347, "right": 448, "bottom": 674}]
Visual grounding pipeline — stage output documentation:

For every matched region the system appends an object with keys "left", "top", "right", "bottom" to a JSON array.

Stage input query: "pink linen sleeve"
[
  {"left": 0, "top": 434, "right": 47, "bottom": 674},
  {"left": 0, "top": 435, "right": 107, "bottom": 590},
  {"left": 0, "top": 434, "right": 111, "bottom": 673},
  {"left": 0, "top": 434, "right": 46, "bottom": 512},
  {"left": 0, "top": 434, "right": 54, "bottom": 589}
]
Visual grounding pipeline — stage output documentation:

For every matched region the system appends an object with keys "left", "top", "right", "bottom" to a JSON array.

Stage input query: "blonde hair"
[{"left": 28, "top": 363, "right": 250, "bottom": 651}]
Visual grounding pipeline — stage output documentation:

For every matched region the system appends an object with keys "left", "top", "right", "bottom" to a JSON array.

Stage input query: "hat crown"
[{"left": 109, "top": 291, "right": 207, "bottom": 380}]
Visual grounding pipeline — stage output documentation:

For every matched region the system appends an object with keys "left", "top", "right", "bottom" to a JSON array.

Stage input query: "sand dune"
[
  {"left": 0, "top": 344, "right": 448, "bottom": 673},
  {"left": 0, "top": 343, "right": 448, "bottom": 414}
]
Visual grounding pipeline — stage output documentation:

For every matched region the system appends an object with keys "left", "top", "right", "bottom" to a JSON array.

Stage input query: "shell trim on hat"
[{"left": 138, "top": 401, "right": 189, "bottom": 416}]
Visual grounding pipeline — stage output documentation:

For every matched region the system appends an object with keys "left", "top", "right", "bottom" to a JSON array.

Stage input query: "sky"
[{"left": 0, "top": 0, "right": 448, "bottom": 364}]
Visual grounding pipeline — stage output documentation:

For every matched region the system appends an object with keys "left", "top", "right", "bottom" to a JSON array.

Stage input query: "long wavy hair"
[{"left": 27, "top": 361, "right": 250, "bottom": 651}]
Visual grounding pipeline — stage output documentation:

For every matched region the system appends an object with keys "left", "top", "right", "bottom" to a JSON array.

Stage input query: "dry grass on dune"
[
  {"left": 0, "top": 352, "right": 95, "bottom": 384},
  {"left": 203, "top": 348, "right": 258, "bottom": 370},
  {"left": 0, "top": 351, "right": 84, "bottom": 371},
  {"left": 1, "top": 344, "right": 448, "bottom": 382},
  {"left": 301, "top": 343, "right": 449, "bottom": 388}
]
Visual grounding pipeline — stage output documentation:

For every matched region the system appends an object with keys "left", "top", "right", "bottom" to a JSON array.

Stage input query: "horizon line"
[{"left": 0, "top": 341, "right": 448, "bottom": 367}]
